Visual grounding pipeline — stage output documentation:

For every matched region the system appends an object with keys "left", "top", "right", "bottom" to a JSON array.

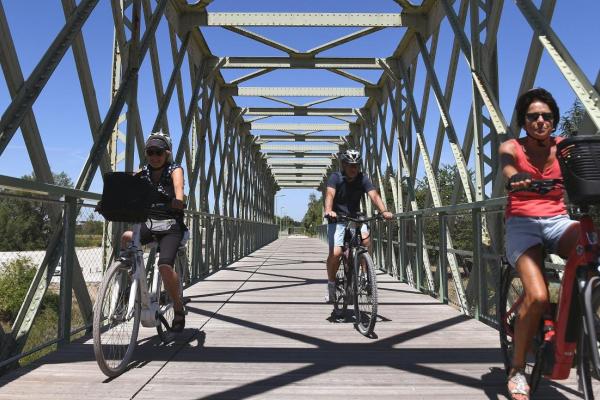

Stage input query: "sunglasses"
[
  {"left": 146, "top": 148, "right": 165, "bottom": 157},
  {"left": 525, "top": 112, "right": 554, "bottom": 122}
]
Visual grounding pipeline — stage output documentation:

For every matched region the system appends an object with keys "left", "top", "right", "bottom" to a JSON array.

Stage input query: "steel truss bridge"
[{"left": 0, "top": 0, "right": 598, "bottom": 397}]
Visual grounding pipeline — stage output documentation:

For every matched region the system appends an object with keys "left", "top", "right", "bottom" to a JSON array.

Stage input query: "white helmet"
[{"left": 341, "top": 149, "right": 361, "bottom": 164}]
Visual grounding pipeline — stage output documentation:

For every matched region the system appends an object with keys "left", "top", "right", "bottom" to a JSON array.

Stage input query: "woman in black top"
[{"left": 120, "top": 132, "right": 187, "bottom": 332}]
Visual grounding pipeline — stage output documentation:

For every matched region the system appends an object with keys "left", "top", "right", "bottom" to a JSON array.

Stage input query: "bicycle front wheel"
[
  {"left": 93, "top": 262, "right": 140, "bottom": 377},
  {"left": 353, "top": 251, "right": 378, "bottom": 336},
  {"left": 498, "top": 264, "right": 543, "bottom": 393},
  {"left": 578, "top": 277, "right": 600, "bottom": 399}
]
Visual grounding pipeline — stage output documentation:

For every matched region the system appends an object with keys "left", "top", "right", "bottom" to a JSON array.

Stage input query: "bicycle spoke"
[{"left": 93, "top": 262, "right": 140, "bottom": 377}]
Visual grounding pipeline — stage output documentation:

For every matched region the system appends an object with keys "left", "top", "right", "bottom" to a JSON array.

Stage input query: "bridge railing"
[
  {"left": 317, "top": 198, "right": 511, "bottom": 327},
  {"left": 0, "top": 175, "right": 277, "bottom": 372}
]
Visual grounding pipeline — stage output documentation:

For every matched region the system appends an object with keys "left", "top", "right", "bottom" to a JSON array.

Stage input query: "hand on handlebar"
[
  {"left": 325, "top": 211, "right": 337, "bottom": 222},
  {"left": 506, "top": 172, "right": 532, "bottom": 192},
  {"left": 381, "top": 211, "right": 394, "bottom": 220},
  {"left": 171, "top": 198, "right": 185, "bottom": 210}
]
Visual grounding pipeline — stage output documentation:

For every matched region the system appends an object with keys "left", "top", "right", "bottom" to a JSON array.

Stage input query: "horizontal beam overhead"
[
  {"left": 268, "top": 159, "right": 332, "bottom": 165},
  {"left": 245, "top": 107, "right": 355, "bottom": 116},
  {"left": 271, "top": 170, "right": 327, "bottom": 176},
  {"left": 265, "top": 152, "right": 335, "bottom": 158},
  {"left": 214, "top": 57, "right": 382, "bottom": 69},
  {"left": 224, "top": 86, "right": 374, "bottom": 97},
  {"left": 251, "top": 123, "right": 349, "bottom": 131},
  {"left": 184, "top": 12, "right": 414, "bottom": 27},
  {"left": 256, "top": 135, "right": 345, "bottom": 143},
  {"left": 261, "top": 143, "right": 339, "bottom": 151},
  {"left": 278, "top": 184, "right": 322, "bottom": 188}
]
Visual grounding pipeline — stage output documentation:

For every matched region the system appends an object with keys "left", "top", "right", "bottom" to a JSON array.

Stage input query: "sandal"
[
  {"left": 507, "top": 369, "right": 530, "bottom": 400},
  {"left": 171, "top": 309, "right": 186, "bottom": 333}
]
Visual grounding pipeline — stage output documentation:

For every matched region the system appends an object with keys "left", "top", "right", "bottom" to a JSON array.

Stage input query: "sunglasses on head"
[
  {"left": 525, "top": 112, "right": 554, "bottom": 122},
  {"left": 146, "top": 148, "right": 165, "bottom": 157}
]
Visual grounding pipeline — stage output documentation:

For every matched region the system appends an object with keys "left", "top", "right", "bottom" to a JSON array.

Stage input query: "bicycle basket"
[
  {"left": 556, "top": 135, "right": 600, "bottom": 205},
  {"left": 97, "top": 172, "right": 156, "bottom": 222}
]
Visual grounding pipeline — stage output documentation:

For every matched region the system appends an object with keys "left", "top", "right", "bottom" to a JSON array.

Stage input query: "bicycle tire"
[
  {"left": 353, "top": 251, "right": 378, "bottom": 336},
  {"left": 93, "top": 261, "right": 140, "bottom": 377},
  {"left": 498, "top": 263, "right": 544, "bottom": 393},
  {"left": 333, "top": 258, "right": 349, "bottom": 317},
  {"left": 578, "top": 323, "right": 595, "bottom": 399}
]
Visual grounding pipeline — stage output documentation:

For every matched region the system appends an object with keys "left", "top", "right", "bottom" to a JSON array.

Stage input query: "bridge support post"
[
  {"left": 416, "top": 214, "right": 423, "bottom": 292},
  {"left": 438, "top": 212, "right": 448, "bottom": 304},
  {"left": 472, "top": 207, "right": 484, "bottom": 320},
  {"left": 397, "top": 217, "right": 406, "bottom": 282},
  {"left": 59, "top": 196, "right": 76, "bottom": 346}
]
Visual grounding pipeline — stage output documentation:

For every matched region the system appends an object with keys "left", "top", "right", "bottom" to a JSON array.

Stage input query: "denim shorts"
[
  {"left": 505, "top": 214, "right": 578, "bottom": 266},
  {"left": 327, "top": 222, "right": 369, "bottom": 249}
]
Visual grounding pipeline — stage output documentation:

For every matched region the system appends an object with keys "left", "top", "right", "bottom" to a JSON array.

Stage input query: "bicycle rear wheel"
[
  {"left": 93, "top": 261, "right": 140, "bottom": 377},
  {"left": 353, "top": 251, "right": 378, "bottom": 336},
  {"left": 498, "top": 263, "right": 544, "bottom": 393},
  {"left": 333, "top": 258, "right": 349, "bottom": 317}
]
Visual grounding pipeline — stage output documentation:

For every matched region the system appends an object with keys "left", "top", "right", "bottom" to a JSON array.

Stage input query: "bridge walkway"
[{"left": 0, "top": 237, "right": 589, "bottom": 399}]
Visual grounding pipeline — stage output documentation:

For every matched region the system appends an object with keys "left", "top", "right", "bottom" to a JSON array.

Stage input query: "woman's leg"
[
  {"left": 120, "top": 231, "right": 132, "bottom": 249},
  {"left": 158, "top": 264, "right": 183, "bottom": 312},
  {"left": 509, "top": 244, "right": 547, "bottom": 399}
]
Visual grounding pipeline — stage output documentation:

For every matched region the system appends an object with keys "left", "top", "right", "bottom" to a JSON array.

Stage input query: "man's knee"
[{"left": 328, "top": 246, "right": 343, "bottom": 259}]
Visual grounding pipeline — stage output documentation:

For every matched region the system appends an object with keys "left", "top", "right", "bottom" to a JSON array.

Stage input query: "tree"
[
  {"left": 412, "top": 164, "right": 474, "bottom": 252},
  {"left": 302, "top": 193, "right": 323, "bottom": 236},
  {"left": 0, "top": 171, "right": 73, "bottom": 251},
  {"left": 559, "top": 98, "right": 585, "bottom": 137}
]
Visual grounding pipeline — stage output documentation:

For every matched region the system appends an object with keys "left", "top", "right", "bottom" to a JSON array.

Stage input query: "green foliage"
[
  {"left": 0, "top": 171, "right": 73, "bottom": 251},
  {"left": 559, "top": 99, "right": 585, "bottom": 137},
  {"left": 302, "top": 193, "right": 323, "bottom": 236},
  {"left": 410, "top": 164, "right": 474, "bottom": 252},
  {"left": 75, "top": 235, "right": 102, "bottom": 247},
  {"left": 0, "top": 257, "right": 37, "bottom": 323},
  {"left": 0, "top": 197, "right": 52, "bottom": 251}
]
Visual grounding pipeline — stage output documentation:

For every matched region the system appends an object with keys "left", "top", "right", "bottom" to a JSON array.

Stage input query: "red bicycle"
[{"left": 498, "top": 135, "right": 600, "bottom": 398}]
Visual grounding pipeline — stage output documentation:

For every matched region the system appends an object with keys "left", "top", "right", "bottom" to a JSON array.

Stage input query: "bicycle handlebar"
[
  {"left": 508, "top": 178, "right": 563, "bottom": 195},
  {"left": 325, "top": 214, "right": 383, "bottom": 224}
]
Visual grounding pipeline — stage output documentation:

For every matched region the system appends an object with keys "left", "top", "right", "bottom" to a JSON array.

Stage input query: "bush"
[
  {"left": 0, "top": 257, "right": 37, "bottom": 323},
  {"left": 75, "top": 234, "right": 102, "bottom": 247}
]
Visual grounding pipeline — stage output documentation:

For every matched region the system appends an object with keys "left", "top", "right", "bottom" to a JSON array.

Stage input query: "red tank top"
[{"left": 505, "top": 137, "right": 567, "bottom": 218}]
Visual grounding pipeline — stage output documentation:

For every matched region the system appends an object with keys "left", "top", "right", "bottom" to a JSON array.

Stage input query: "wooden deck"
[{"left": 0, "top": 237, "right": 596, "bottom": 399}]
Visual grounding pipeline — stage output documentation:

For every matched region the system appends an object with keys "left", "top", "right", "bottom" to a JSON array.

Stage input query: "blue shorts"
[
  {"left": 505, "top": 214, "right": 578, "bottom": 266},
  {"left": 328, "top": 222, "right": 369, "bottom": 249}
]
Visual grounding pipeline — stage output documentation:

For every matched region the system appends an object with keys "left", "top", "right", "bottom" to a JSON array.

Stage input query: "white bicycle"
[{"left": 92, "top": 173, "right": 187, "bottom": 377}]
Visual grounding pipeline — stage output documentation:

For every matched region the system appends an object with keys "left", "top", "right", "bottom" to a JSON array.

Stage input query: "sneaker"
[{"left": 325, "top": 282, "right": 336, "bottom": 304}]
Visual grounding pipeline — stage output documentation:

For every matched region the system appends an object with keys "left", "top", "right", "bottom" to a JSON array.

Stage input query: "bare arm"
[
  {"left": 367, "top": 190, "right": 393, "bottom": 220},
  {"left": 171, "top": 167, "right": 185, "bottom": 209},
  {"left": 324, "top": 187, "right": 336, "bottom": 217},
  {"left": 499, "top": 140, "right": 530, "bottom": 190}
]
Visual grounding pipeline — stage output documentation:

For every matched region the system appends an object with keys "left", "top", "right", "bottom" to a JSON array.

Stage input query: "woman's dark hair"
[{"left": 515, "top": 87, "right": 560, "bottom": 131}]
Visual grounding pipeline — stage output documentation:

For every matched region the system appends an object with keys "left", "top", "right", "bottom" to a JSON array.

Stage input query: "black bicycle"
[{"left": 330, "top": 214, "right": 382, "bottom": 336}]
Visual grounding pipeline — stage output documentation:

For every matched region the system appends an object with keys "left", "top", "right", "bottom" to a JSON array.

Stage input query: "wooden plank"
[{"left": 0, "top": 238, "right": 597, "bottom": 399}]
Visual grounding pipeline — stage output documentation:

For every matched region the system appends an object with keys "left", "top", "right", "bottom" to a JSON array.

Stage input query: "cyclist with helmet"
[
  {"left": 500, "top": 88, "right": 580, "bottom": 400},
  {"left": 120, "top": 132, "right": 188, "bottom": 332},
  {"left": 323, "top": 149, "right": 393, "bottom": 303}
]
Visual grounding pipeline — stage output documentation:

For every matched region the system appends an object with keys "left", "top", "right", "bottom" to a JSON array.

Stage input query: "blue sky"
[{"left": 0, "top": 1, "right": 598, "bottom": 221}]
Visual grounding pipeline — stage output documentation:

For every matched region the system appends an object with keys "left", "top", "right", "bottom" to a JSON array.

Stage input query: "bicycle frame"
[
  {"left": 550, "top": 212, "right": 600, "bottom": 379},
  {"left": 121, "top": 223, "right": 160, "bottom": 328}
]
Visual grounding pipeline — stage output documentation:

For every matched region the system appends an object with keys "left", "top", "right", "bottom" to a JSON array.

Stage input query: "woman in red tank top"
[{"left": 499, "top": 88, "right": 580, "bottom": 400}]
